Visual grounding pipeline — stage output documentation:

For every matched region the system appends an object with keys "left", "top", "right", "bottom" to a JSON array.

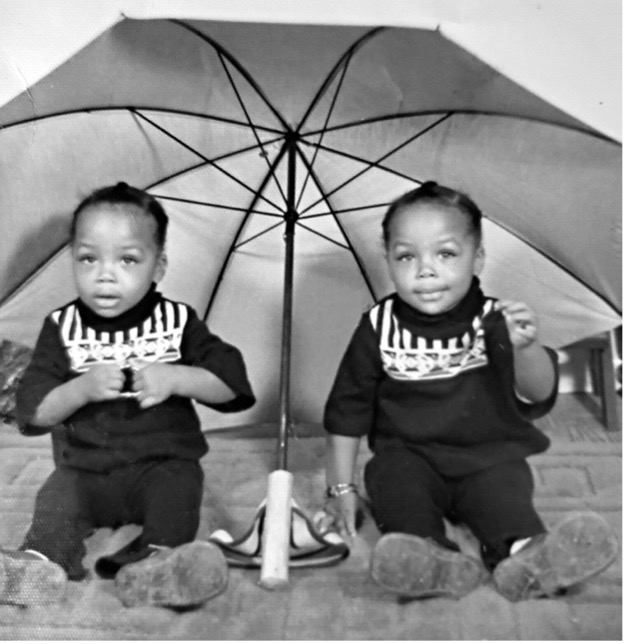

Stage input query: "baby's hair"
[
  {"left": 70, "top": 182, "right": 169, "bottom": 248},
  {"left": 382, "top": 181, "right": 483, "bottom": 246}
]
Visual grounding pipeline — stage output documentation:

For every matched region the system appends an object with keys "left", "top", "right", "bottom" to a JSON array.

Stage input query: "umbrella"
[{"left": 0, "top": 6, "right": 621, "bottom": 583}]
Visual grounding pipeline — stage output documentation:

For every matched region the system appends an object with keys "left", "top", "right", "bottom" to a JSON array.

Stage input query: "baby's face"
[
  {"left": 385, "top": 203, "right": 484, "bottom": 315},
  {"left": 71, "top": 204, "right": 166, "bottom": 318}
]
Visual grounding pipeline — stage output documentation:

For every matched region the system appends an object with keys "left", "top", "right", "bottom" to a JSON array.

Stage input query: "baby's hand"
[
  {"left": 81, "top": 364, "right": 124, "bottom": 402},
  {"left": 316, "top": 493, "right": 359, "bottom": 546},
  {"left": 496, "top": 300, "right": 540, "bottom": 349},
  {"left": 131, "top": 362, "right": 176, "bottom": 409}
]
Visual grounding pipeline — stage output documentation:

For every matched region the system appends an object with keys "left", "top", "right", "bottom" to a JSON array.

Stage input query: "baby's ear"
[
  {"left": 474, "top": 244, "right": 485, "bottom": 275},
  {"left": 155, "top": 251, "right": 168, "bottom": 282}
]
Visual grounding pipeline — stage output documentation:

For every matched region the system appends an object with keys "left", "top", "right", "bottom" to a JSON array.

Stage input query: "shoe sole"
[
  {"left": 493, "top": 512, "right": 619, "bottom": 601},
  {"left": 370, "top": 533, "right": 486, "bottom": 599},
  {"left": 114, "top": 541, "right": 228, "bottom": 608},
  {"left": 0, "top": 552, "right": 67, "bottom": 606}
]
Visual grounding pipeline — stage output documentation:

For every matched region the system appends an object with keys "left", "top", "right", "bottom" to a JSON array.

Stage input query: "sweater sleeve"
[
  {"left": 181, "top": 308, "right": 255, "bottom": 413},
  {"left": 16, "top": 316, "right": 70, "bottom": 436},
  {"left": 513, "top": 347, "right": 559, "bottom": 420},
  {"left": 483, "top": 309, "right": 559, "bottom": 421},
  {"left": 323, "top": 313, "right": 383, "bottom": 437}
]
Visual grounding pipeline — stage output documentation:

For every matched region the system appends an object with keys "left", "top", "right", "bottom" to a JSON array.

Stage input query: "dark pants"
[
  {"left": 21, "top": 458, "right": 204, "bottom": 580},
  {"left": 364, "top": 446, "right": 545, "bottom": 570}
]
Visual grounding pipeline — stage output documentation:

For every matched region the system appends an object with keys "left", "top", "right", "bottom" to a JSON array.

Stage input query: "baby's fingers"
[
  {"left": 506, "top": 312, "right": 534, "bottom": 331},
  {"left": 314, "top": 510, "right": 336, "bottom": 535}
]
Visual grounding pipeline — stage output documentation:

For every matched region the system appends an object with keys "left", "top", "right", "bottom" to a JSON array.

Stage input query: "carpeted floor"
[{"left": 0, "top": 393, "right": 621, "bottom": 640}]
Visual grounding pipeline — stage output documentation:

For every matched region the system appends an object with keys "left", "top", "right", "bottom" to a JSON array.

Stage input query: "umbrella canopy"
[{"left": 0, "top": 10, "right": 621, "bottom": 431}]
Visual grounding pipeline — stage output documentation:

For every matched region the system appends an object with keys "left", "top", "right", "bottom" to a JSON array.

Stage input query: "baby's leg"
[
  {"left": 130, "top": 458, "right": 204, "bottom": 547},
  {"left": 94, "top": 458, "right": 203, "bottom": 577},
  {"left": 450, "top": 462, "right": 618, "bottom": 600},
  {"left": 364, "top": 446, "right": 454, "bottom": 547},
  {"left": 0, "top": 467, "right": 93, "bottom": 606},
  {"left": 451, "top": 459, "right": 544, "bottom": 570},
  {"left": 21, "top": 466, "right": 94, "bottom": 580},
  {"left": 108, "top": 459, "right": 227, "bottom": 608},
  {"left": 365, "top": 447, "right": 486, "bottom": 598}
]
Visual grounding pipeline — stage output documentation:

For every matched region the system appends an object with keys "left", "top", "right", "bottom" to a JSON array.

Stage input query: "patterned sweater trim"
[
  {"left": 51, "top": 300, "right": 188, "bottom": 373},
  {"left": 368, "top": 297, "right": 496, "bottom": 382}
]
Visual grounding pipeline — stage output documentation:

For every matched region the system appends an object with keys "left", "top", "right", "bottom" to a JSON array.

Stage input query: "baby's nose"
[
  {"left": 418, "top": 260, "right": 435, "bottom": 277},
  {"left": 97, "top": 263, "right": 115, "bottom": 280}
]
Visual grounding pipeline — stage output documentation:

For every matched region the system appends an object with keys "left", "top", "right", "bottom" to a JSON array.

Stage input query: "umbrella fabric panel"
[
  {"left": 288, "top": 243, "right": 376, "bottom": 424},
  {"left": 0, "top": 112, "right": 279, "bottom": 308},
  {"left": 479, "top": 220, "right": 620, "bottom": 348},
  {"left": 0, "top": 112, "right": 201, "bottom": 304},
  {"left": 298, "top": 26, "right": 589, "bottom": 135},
  {"left": 132, "top": 113, "right": 285, "bottom": 172},
  {"left": 195, "top": 224, "right": 375, "bottom": 429},
  {"left": 0, "top": 19, "right": 590, "bottom": 135},
  {"left": 0, "top": 250, "right": 76, "bottom": 344},
  {"left": 433, "top": 116, "right": 622, "bottom": 312},
  {"left": 156, "top": 203, "right": 246, "bottom": 316},
  {"left": 0, "top": 20, "right": 285, "bottom": 132},
  {"left": 300, "top": 161, "right": 620, "bottom": 348},
  {"left": 308, "top": 114, "right": 621, "bottom": 311}
]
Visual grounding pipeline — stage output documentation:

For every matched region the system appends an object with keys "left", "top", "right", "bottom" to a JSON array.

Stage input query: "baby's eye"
[
  {"left": 439, "top": 250, "right": 457, "bottom": 259},
  {"left": 77, "top": 254, "right": 96, "bottom": 264},
  {"left": 396, "top": 252, "right": 414, "bottom": 262},
  {"left": 121, "top": 256, "right": 138, "bottom": 265}
]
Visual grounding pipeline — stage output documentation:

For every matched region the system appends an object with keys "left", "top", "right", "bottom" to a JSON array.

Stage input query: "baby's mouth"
[
  {"left": 415, "top": 288, "right": 446, "bottom": 300},
  {"left": 94, "top": 294, "right": 120, "bottom": 305}
]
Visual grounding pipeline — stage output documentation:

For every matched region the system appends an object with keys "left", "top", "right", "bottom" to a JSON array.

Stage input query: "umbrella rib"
[
  {"left": 302, "top": 109, "right": 621, "bottom": 144},
  {"left": 301, "top": 140, "right": 420, "bottom": 188},
  {"left": 295, "top": 27, "right": 385, "bottom": 212},
  {"left": 132, "top": 109, "right": 284, "bottom": 212},
  {"left": 0, "top": 105, "right": 285, "bottom": 136},
  {"left": 294, "top": 146, "right": 377, "bottom": 300},
  {"left": 294, "top": 40, "right": 357, "bottom": 212},
  {"left": 140, "top": 131, "right": 285, "bottom": 197},
  {"left": 297, "top": 27, "right": 385, "bottom": 131},
  {"left": 299, "top": 113, "right": 452, "bottom": 215},
  {"left": 234, "top": 221, "right": 285, "bottom": 249},
  {"left": 168, "top": 19, "right": 289, "bottom": 130},
  {"left": 215, "top": 48, "right": 288, "bottom": 208},
  {"left": 202, "top": 144, "right": 290, "bottom": 321},
  {"left": 295, "top": 221, "right": 350, "bottom": 250},
  {"left": 152, "top": 194, "right": 282, "bottom": 218},
  {"left": 300, "top": 202, "right": 392, "bottom": 219}
]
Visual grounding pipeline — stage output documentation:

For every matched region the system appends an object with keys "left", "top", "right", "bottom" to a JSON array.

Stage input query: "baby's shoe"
[
  {"left": 493, "top": 512, "right": 619, "bottom": 601},
  {"left": 114, "top": 540, "right": 228, "bottom": 609},
  {"left": 0, "top": 549, "right": 67, "bottom": 606},
  {"left": 370, "top": 533, "right": 487, "bottom": 599}
]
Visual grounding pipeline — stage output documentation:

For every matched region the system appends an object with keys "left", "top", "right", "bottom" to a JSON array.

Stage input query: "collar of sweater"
[
  {"left": 392, "top": 276, "right": 487, "bottom": 339},
  {"left": 75, "top": 283, "right": 162, "bottom": 332}
]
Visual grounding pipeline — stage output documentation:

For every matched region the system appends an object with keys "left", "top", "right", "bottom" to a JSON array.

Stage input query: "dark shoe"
[
  {"left": 493, "top": 512, "right": 619, "bottom": 601},
  {"left": 114, "top": 540, "right": 228, "bottom": 608},
  {"left": 370, "top": 533, "right": 487, "bottom": 599},
  {"left": 0, "top": 549, "right": 67, "bottom": 606},
  {"left": 95, "top": 536, "right": 153, "bottom": 579}
]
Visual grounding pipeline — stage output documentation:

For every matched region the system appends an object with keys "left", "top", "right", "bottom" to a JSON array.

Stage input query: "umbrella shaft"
[
  {"left": 278, "top": 218, "right": 294, "bottom": 470},
  {"left": 277, "top": 138, "right": 298, "bottom": 470}
]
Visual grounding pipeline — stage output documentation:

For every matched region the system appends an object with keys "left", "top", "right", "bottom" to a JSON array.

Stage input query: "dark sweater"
[
  {"left": 324, "top": 279, "right": 557, "bottom": 477},
  {"left": 16, "top": 285, "right": 255, "bottom": 472}
]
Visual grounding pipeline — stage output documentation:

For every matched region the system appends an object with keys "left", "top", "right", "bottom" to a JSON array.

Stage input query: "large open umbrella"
[{"left": 0, "top": 3, "right": 621, "bottom": 584}]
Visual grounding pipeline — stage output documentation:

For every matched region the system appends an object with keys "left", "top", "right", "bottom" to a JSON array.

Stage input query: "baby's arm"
[
  {"left": 29, "top": 364, "right": 125, "bottom": 426},
  {"left": 496, "top": 300, "right": 556, "bottom": 402},
  {"left": 321, "top": 433, "right": 361, "bottom": 544},
  {"left": 131, "top": 362, "right": 235, "bottom": 410}
]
